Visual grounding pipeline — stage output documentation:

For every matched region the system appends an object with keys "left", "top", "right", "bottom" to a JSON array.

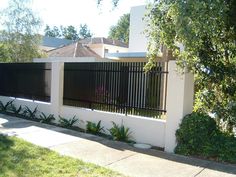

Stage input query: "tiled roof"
[
  {"left": 47, "top": 42, "right": 101, "bottom": 58},
  {"left": 79, "top": 37, "right": 128, "bottom": 48}
]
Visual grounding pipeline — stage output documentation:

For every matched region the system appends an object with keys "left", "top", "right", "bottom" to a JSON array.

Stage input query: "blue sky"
[{"left": 1, "top": 0, "right": 148, "bottom": 37}]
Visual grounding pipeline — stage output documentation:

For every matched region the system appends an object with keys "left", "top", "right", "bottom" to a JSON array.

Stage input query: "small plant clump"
[
  {"left": 22, "top": 106, "right": 38, "bottom": 119},
  {"left": 86, "top": 120, "right": 104, "bottom": 135},
  {"left": 39, "top": 112, "right": 55, "bottom": 124},
  {"left": 10, "top": 104, "right": 22, "bottom": 115},
  {"left": 59, "top": 115, "right": 78, "bottom": 128},
  {"left": 0, "top": 100, "right": 14, "bottom": 113},
  {"left": 109, "top": 121, "right": 131, "bottom": 142}
]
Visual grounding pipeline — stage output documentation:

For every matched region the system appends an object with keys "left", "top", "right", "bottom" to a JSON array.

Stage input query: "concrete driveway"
[{"left": 0, "top": 114, "right": 235, "bottom": 177}]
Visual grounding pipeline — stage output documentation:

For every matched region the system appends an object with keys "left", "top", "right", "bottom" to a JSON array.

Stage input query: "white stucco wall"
[
  {"left": 0, "top": 96, "right": 51, "bottom": 117},
  {"left": 88, "top": 44, "right": 128, "bottom": 58},
  {"left": 128, "top": 5, "right": 148, "bottom": 52},
  {"left": 61, "top": 105, "right": 166, "bottom": 147}
]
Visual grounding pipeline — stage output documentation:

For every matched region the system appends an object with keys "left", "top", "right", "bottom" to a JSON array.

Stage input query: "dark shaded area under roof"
[
  {"left": 79, "top": 37, "right": 128, "bottom": 48},
  {"left": 41, "top": 36, "right": 73, "bottom": 48},
  {"left": 47, "top": 42, "right": 101, "bottom": 58}
]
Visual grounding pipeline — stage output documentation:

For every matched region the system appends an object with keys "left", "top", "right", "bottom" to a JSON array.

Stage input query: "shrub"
[
  {"left": 175, "top": 112, "right": 218, "bottom": 155},
  {"left": 39, "top": 113, "right": 55, "bottom": 124},
  {"left": 59, "top": 115, "right": 78, "bottom": 128},
  {"left": 206, "top": 132, "right": 236, "bottom": 163},
  {"left": 175, "top": 112, "right": 236, "bottom": 163},
  {"left": 86, "top": 120, "right": 104, "bottom": 135},
  {"left": 109, "top": 121, "right": 131, "bottom": 142}
]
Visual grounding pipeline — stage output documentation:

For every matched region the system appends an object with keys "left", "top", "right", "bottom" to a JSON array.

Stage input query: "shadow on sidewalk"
[{"left": 1, "top": 114, "right": 236, "bottom": 176}]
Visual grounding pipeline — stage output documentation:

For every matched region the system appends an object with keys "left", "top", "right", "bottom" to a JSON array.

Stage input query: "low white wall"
[
  {"left": 0, "top": 61, "right": 194, "bottom": 151},
  {"left": 0, "top": 96, "right": 51, "bottom": 117},
  {"left": 61, "top": 105, "right": 166, "bottom": 148}
]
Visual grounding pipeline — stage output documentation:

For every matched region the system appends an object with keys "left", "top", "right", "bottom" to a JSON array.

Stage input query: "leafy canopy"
[
  {"left": 44, "top": 24, "right": 93, "bottom": 41},
  {"left": 146, "top": 0, "right": 236, "bottom": 130},
  {"left": 0, "top": 0, "right": 44, "bottom": 62},
  {"left": 108, "top": 13, "right": 130, "bottom": 43}
]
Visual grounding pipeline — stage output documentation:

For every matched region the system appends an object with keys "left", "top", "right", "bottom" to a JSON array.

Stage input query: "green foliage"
[
  {"left": 44, "top": 25, "right": 61, "bottom": 38},
  {"left": 97, "top": 0, "right": 119, "bottom": 7},
  {"left": 79, "top": 24, "right": 92, "bottom": 39},
  {"left": 23, "top": 106, "right": 38, "bottom": 119},
  {"left": 61, "top": 25, "right": 79, "bottom": 40},
  {"left": 0, "top": 100, "right": 14, "bottom": 113},
  {"left": 86, "top": 120, "right": 104, "bottom": 135},
  {"left": 108, "top": 13, "right": 129, "bottom": 43},
  {"left": 10, "top": 104, "right": 22, "bottom": 115},
  {"left": 39, "top": 112, "right": 55, "bottom": 124},
  {"left": 145, "top": 0, "right": 236, "bottom": 131},
  {"left": 109, "top": 122, "right": 131, "bottom": 142},
  {"left": 59, "top": 115, "right": 78, "bottom": 128},
  {"left": 175, "top": 112, "right": 218, "bottom": 155},
  {"left": 44, "top": 24, "right": 93, "bottom": 40},
  {"left": 175, "top": 112, "right": 236, "bottom": 163},
  {"left": 0, "top": 0, "right": 43, "bottom": 62}
]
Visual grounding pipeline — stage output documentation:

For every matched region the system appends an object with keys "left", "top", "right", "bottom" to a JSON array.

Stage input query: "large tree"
[
  {"left": 44, "top": 24, "right": 93, "bottom": 40},
  {"left": 108, "top": 13, "right": 130, "bottom": 43},
  {"left": 146, "top": 0, "right": 236, "bottom": 131},
  {"left": 0, "top": 0, "right": 43, "bottom": 62}
]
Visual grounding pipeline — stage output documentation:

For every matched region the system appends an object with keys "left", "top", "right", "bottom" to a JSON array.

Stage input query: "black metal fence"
[
  {"left": 64, "top": 62, "right": 168, "bottom": 118},
  {"left": 0, "top": 63, "right": 51, "bottom": 102}
]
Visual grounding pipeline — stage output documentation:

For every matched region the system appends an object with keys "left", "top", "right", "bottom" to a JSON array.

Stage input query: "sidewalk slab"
[
  {"left": 51, "top": 140, "right": 136, "bottom": 166},
  {"left": 0, "top": 114, "right": 236, "bottom": 177}
]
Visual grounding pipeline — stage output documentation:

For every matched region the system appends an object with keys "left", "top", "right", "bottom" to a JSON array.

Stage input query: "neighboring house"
[
  {"left": 40, "top": 36, "right": 73, "bottom": 52},
  {"left": 42, "top": 37, "right": 128, "bottom": 60},
  {"left": 47, "top": 42, "right": 101, "bottom": 58},
  {"left": 106, "top": 5, "right": 172, "bottom": 62},
  {"left": 79, "top": 37, "right": 128, "bottom": 58}
]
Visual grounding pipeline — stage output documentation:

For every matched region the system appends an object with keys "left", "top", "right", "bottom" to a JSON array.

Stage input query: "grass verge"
[{"left": 0, "top": 135, "right": 125, "bottom": 177}]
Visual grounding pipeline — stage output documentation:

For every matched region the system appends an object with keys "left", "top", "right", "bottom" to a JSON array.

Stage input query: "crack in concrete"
[
  {"left": 105, "top": 153, "right": 137, "bottom": 167},
  {"left": 194, "top": 162, "right": 211, "bottom": 177}
]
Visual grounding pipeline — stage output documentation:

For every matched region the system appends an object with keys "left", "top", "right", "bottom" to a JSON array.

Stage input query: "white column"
[
  {"left": 50, "top": 62, "right": 64, "bottom": 118},
  {"left": 164, "top": 61, "right": 194, "bottom": 153}
]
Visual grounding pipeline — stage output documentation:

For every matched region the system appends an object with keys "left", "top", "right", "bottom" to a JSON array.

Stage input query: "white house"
[{"left": 105, "top": 5, "right": 154, "bottom": 62}]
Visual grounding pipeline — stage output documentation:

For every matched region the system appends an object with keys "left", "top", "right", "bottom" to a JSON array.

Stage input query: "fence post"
[
  {"left": 164, "top": 60, "right": 194, "bottom": 153},
  {"left": 50, "top": 62, "right": 64, "bottom": 119}
]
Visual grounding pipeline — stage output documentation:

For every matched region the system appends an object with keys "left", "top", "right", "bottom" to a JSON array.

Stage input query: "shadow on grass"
[
  {"left": 1, "top": 113, "right": 236, "bottom": 176},
  {"left": 0, "top": 135, "right": 36, "bottom": 176}
]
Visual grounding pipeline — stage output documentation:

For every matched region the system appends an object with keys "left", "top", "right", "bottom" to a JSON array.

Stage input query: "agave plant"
[
  {"left": 86, "top": 120, "right": 104, "bottom": 135},
  {"left": 23, "top": 106, "right": 38, "bottom": 119},
  {"left": 39, "top": 112, "right": 55, "bottom": 124},
  {"left": 10, "top": 104, "right": 22, "bottom": 115},
  {"left": 0, "top": 100, "right": 14, "bottom": 113},
  {"left": 59, "top": 115, "right": 78, "bottom": 128},
  {"left": 109, "top": 121, "right": 131, "bottom": 142}
]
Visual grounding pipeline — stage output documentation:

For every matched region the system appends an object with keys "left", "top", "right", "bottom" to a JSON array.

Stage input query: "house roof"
[
  {"left": 79, "top": 37, "right": 128, "bottom": 48},
  {"left": 47, "top": 42, "right": 101, "bottom": 58},
  {"left": 41, "top": 36, "right": 73, "bottom": 48}
]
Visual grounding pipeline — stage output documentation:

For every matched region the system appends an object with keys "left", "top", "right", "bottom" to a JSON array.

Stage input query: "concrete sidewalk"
[{"left": 0, "top": 114, "right": 235, "bottom": 177}]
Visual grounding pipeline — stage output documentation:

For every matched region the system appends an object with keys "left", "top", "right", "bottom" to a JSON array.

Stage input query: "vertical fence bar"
[{"left": 61, "top": 62, "right": 168, "bottom": 118}]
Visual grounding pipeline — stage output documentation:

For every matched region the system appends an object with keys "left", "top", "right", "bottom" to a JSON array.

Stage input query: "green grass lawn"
[{"left": 0, "top": 135, "right": 125, "bottom": 177}]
